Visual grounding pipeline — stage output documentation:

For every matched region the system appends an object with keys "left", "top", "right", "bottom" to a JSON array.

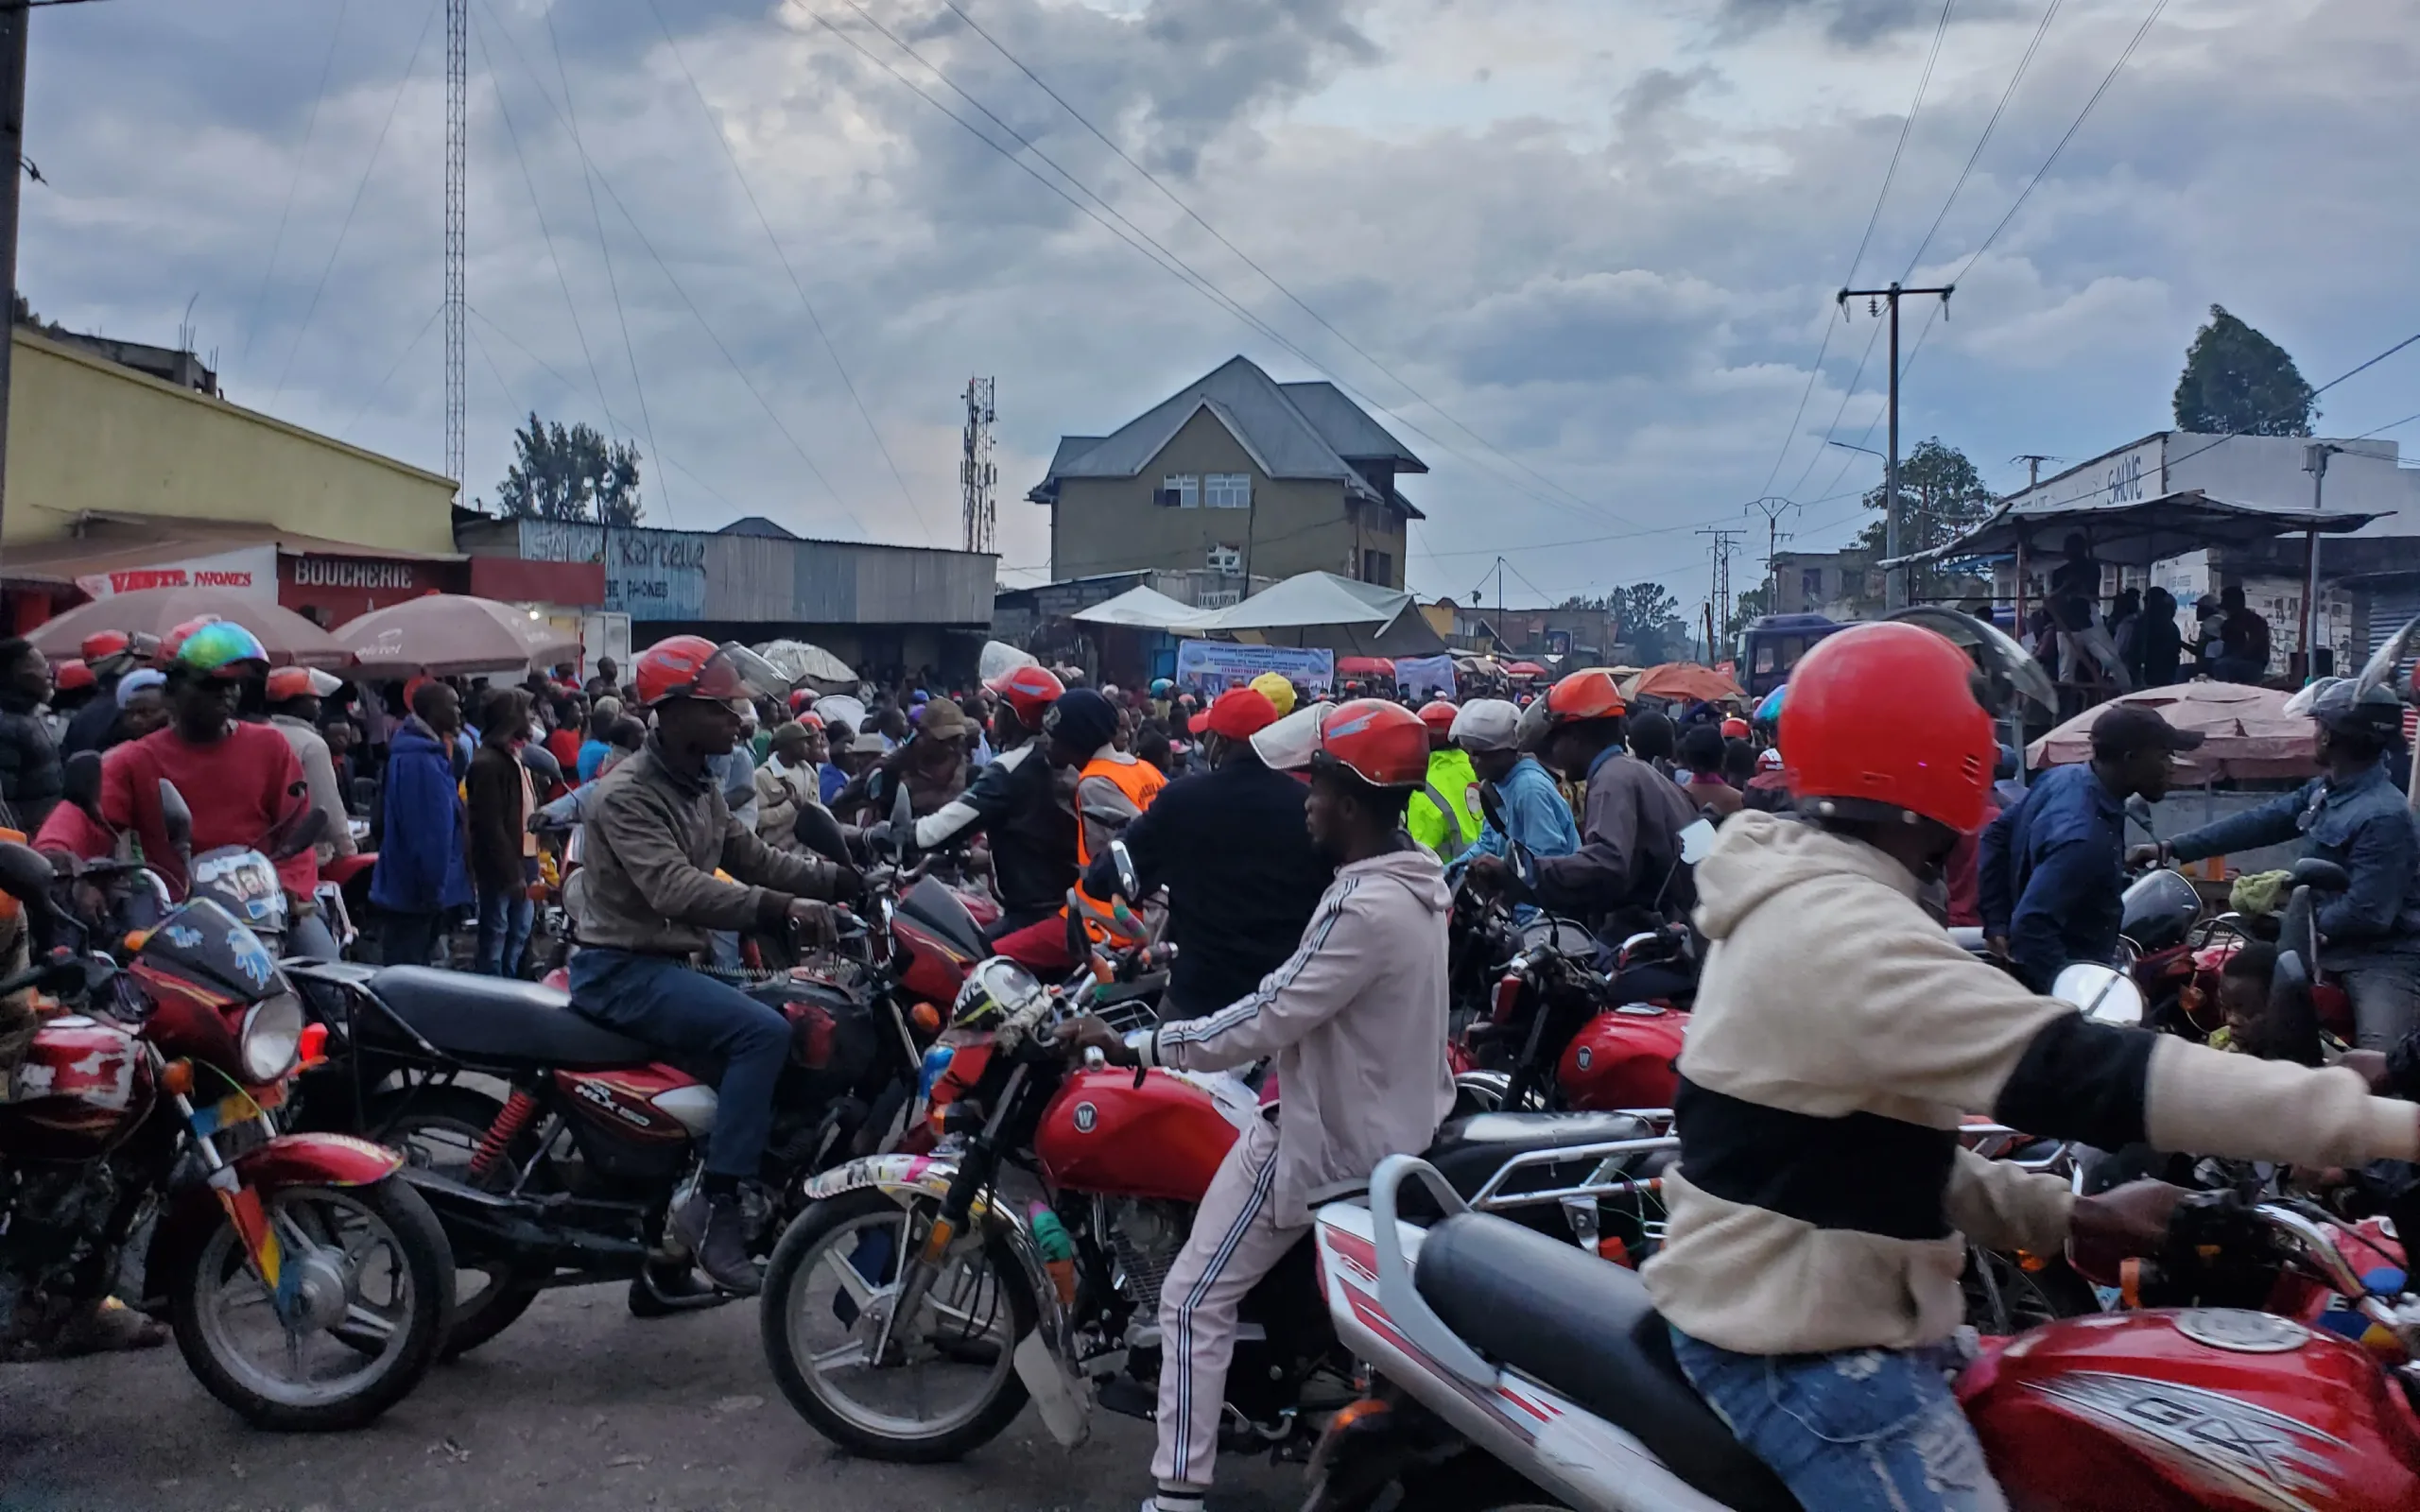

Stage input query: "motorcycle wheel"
[
  {"left": 369, "top": 1085, "right": 551, "bottom": 1359},
  {"left": 167, "top": 1176, "right": 453, "bottom": 1432},
  {"left": 760, "top": 1187, "right": 1034, "bottom": 1462}
]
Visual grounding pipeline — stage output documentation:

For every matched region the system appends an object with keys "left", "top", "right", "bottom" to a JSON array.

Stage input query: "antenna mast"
[
  {"left": 961, "top": 376, "right": 996, "bottom": 553},
  {"left": 443, "top": 0, "right": 466, "bottom": 494}
]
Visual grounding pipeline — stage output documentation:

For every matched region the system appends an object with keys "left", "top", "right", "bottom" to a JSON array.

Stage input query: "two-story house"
[{"left": 1026, "top": 355, "right": 1426, "bottom": 591}]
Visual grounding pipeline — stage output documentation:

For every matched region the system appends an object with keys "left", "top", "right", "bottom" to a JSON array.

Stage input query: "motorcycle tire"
[
  {"left": 167, "top": 1176, "right": 453, "bottom": 1432},
  {"left": 368, "top": 1085, "right": 551, "bottom": 1359},
  {"left": 760, "top": 1187, "right": 1035, "bottom": 1463}
]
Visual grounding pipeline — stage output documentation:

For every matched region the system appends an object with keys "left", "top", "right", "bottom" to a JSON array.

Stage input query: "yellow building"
[{"left": 2, "top": 325, "right": 456, "bottom": 554}]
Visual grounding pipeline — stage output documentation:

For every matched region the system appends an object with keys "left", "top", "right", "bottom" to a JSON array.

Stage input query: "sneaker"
[{"left": 669, "top": 1190, "right": 762, "bottom": 1297}]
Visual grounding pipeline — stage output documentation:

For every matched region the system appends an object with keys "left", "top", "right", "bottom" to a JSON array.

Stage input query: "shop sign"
[
  {"left": 516, "top": 521, "right": 707, "bottom": 619},
  {"left": 77, "top": 543, "right": 277, "bottom": 600},
  {"left": 290, "top": 557, "right": 420, "bottom": 591}
]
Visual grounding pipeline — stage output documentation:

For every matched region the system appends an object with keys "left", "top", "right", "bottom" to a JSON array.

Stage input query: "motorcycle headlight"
[{"left": 239, "top": 991, "right": 306, "bottom": 1083}]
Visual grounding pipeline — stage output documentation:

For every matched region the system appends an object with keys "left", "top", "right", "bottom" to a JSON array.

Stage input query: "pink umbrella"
[
  {"left": 2027, "top": 682, "right": 2319, "bottom": 782},
  {"left": 335, "top": 594, "right": 581, "bottom": 677},
  {"left": 27, "top": 586, "right": 346, "bottom": 667}
]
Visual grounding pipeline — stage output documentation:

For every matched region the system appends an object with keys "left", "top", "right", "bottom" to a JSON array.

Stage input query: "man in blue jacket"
[
  {"left": 1978, "top": 704, "right": 2200, "bottom": 991},
  {"left": 1448, "top": 697, "right": 1580, "bottom": 876},
  {"left": 371, "top": 680, "right": 473, "bottom": 966},
  {"left": 2136, "top": 680, "right": 2420, "bottom": 1049}
]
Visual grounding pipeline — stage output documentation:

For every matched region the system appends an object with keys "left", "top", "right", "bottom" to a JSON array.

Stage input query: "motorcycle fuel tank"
[
  {"left": 1959, "top": 1308, "right": 2420, "bottom": 1510},
  {"left": 1034, "top": 1068, "right": 1250, "bottom": 1203},
  {"left": 554, "top": 1064, "right": 700, "bottom": 1144},
  {"left": 0, "top": 1015, "right": 152, "bottom": 1159},
  {"left": 1556, "top": 1007, "right": 1687, "bottom": 1111}
]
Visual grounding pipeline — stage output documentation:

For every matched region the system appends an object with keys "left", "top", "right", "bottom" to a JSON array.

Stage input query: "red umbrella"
[
  {"left": 2028, "top": 682, "right": 2317, "bottom": 782},
  {"left": 336, "top": 594, "right": 581, "bottom": 677},
  {"left": 1628, "top": 662, "right": 1745, "bottom": 703},
  {"left": 27, "top": 586, "right": 346, "bottom": 667},
  {"left": 1503, "top": 661, "right": 1548, "bottom": 678},
  {"left": 1337, "top": 656, "right": 1395, "bottom": 677}
]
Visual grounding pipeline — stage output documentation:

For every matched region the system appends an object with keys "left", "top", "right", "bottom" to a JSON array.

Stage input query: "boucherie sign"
[{"left": 76, "top": 544, "right": 278, "bottom": 600}]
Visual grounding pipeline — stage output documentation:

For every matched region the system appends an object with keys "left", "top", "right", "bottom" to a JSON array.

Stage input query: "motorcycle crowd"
[{"left": 8, "top": 603, "right": 2420, "bottom": 1511}]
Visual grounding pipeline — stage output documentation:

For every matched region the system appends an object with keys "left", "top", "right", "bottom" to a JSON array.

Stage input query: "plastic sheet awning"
[{"left": 1884, "top": 489, "right": 2384, "bottom": 570}]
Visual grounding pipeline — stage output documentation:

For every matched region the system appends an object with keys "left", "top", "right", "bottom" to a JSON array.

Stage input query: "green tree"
[
  {"left": 489, "top": 413, "right": 644, "bottom": 524},
  {"left": 1847, "top": 437, "right": 1995, "bottom": 608},
  {"left": 2172, "top": 304, "right": 2315, "bottom": 437},
  {"left": 1564, "top": 583, "right": 1688, "bottom": 663},
  {"left": 1724, "top": 583, "right": 1772, "bottom": 642}
]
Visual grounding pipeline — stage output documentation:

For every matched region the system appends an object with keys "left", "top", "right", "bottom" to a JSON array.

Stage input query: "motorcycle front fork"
[
  {"left": 153, "top": 1045, "right": 295, "bottom": 1321},
  {"left": 877, "top": 1063, "right": 1029, "bottom": 1363}
]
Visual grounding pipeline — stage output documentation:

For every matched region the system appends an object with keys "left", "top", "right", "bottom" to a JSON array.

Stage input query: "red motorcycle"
[
  {"left": 0, "top": 838, "right": 452, "bottom": 1430},
  {"left": 1456, "top": 923, "right": 1689, "bottom": 1116},
  {"left": 1305, "top": 1161, "right": 2420, "bottom": 1511},
  {"left": 759, "top": 953, "right": 1659, "bottom": 1464}
]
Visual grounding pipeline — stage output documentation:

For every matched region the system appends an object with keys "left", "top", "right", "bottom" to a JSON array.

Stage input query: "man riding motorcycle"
[
  {"left": 1646, "top": 620, "right": 2420, "bottom": 1512},
  {"left": 1406, "top": 699, "right": 1480, "bottom": 861},
  {"left": 2133, "top": 678, "right": 2420, "bottom": 1050},
  {"left": 1059, "top": 698, "right": 1455, "bottom": 1512},
  {"left": 899, "top": 662, "right": 1078, "bottom": 944},
  {"left": 987, "top": 688, "right": 1162, "bottom": 973},
  {"left": 569, "top": 636, "right": 856, "bottom": 1295}
]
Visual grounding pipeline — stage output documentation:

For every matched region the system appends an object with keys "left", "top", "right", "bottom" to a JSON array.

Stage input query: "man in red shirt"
[{"left": 99, "top": 621, "right": 313, "bottom": 906}]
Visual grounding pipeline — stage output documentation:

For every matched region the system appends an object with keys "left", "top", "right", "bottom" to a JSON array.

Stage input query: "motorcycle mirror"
[
  {"left": 0, "top": 840, "right": 60, "bottom": 954},
  {"left": 792, "top": 801, "right": 854, "bottom": 868},
  {"left": 2049, "top": 962, "right": 2144, "bottom": 1027},
  {"left": 2289, "top": 856, "right": 2351, "bottom": 893},
  {"left": 1109, "top": 837, "right": 1143, "bottom": 902},
  {"left": 1884, "top": 605, "right": 2058, "bottom": 717},
  {"left": 1508, "top": 841, "right": 1538, "bottom": 897},
  {"left": 2354, "top": 612, "right": 2420, "bottom": 703},
  {"left": 1477, "top": 781, "right": 1508, "bottom": 834},
  {"left": 1678, "top": 817, "right": 1718, "bottom": 866},
  {"left": 271, "top": 806, "right": 330, "bottom": 862},
  {"left": 890, "top": 774, "right": 914, "bottom": 833},
  {"left": 60, "top": 750, "right": 103, "bottom": 824},
  {"left": 157, "top": 779, "right": 195, "bottom": 868},
  {"left": 2124, "top": 793, "right": 2157, "bottom": 838},
  {"left": 1063, "top": 888, "right": 1089, "bottom": 969}
]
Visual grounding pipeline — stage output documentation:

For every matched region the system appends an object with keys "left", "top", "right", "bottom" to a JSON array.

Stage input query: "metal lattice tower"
[
  {"left": 960, "top": 376, "right": 996, "bottom": 553},
  {"left": 442, "top": 0, "right": 467, "bottom": 493}
]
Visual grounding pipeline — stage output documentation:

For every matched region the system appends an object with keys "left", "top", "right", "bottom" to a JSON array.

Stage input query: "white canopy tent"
[{"left": 1069, "top": 585, "right": 1206, "bottom": 629}]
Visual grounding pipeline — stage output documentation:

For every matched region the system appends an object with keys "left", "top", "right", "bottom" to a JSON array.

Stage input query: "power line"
[
  {"left": 475, "top": 0, "right": 864, "bottom": 535},
  {"left": 641, "top": 0, "right": 932, "bottom": 540},
  {"left": 238, "top": 0, "right": 349, "bottom": 370},
  {"left": 344, "top": 300, "right": 441, "bottom": 439},
  {"left": 270, "top": 0, "right": 439, "bottom": 403},
  {"left": 543, "top": 3, "right": 667, "bottom": 524},
  {"left": 1783, "top": 315, "right": 1886, "bottom": 502},
  {"left": 807, "top": 4, "right": 1636, "bottom": 535},
  {"left": 1900, "top": 0, "right": 2063, "bottom": 278},
  {"left": 932, "top": 0, "right": 1635, "bottom": 529}
]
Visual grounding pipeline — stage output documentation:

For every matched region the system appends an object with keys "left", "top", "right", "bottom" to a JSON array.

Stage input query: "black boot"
[{"left": 669, "top": 1189, "right": 762, "bottom": 1297}]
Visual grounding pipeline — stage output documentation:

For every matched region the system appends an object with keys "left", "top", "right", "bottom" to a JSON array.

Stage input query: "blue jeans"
[
  {"left": 475, "top": 885, "right": 534, "bottom": 977},
  {"left": 567, "top": 948, "right": 787, "bottom": 1180},
  {"left": 1668, "top": 1327, "right": 2007, "bottom": 1511}
]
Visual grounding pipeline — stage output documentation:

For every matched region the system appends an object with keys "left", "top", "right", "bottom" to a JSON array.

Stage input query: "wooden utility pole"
[
  {"left": 0, "top": 3, "right": 28, "bottom": 544},
  {"left": 1839, "top": 281, "right": 1952, "bottom": 610}
]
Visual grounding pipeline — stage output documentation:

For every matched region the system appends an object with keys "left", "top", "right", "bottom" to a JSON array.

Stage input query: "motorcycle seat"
[
  {"left": 1424, "top": 1110, "right": 1656, "bottom": 1199},
  {"left": 1414, "top": 1212, "right": 1802, "bottom": 1512},
  {"left": 368, "top": 966, "right": 657, "bottom": 1070}
]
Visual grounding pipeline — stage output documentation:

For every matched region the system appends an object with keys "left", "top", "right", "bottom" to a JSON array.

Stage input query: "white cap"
[{"left": 1448, "top": 697, "right": 1521, "bottom": 752}]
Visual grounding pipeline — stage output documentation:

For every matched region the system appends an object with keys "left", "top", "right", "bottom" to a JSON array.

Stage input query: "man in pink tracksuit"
[{"left": 1062, "top": 698, "right": 1456, "bottom": 1512}]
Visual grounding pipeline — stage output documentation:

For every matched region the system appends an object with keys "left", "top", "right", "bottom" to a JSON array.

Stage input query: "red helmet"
[
  {"left": 54, "top": 658, "right": 93, "bottom": 693},
  {"left": 1720, "top": 716, "right": 1751, "bottom": 740},
  {"left": 1782, "top": 620, "right": 1994, "bottom": 833},
  {"left": 79, "top": 630, "right": 129, "bottom": 662},
  {"left": 1544, "top": 669, "right": 1627, "bottom": 724},
  {"left": 985, "top": 663, "right": 1064, "bottom": 730},
  {"left": 266, "top": 665, "right": 339, "bottom": 703},
  {"left": 1416, "top": 699, "right": 1459, "bottom": 735},
  {"left": 787, "top": 687, "right": 819, "bottom": 713},
  {"left": 1253, "top": 698, "right": 1430, "bottom": 788},
  {"left": 633, "top": 636, "right": 787, "bottom": 710}
]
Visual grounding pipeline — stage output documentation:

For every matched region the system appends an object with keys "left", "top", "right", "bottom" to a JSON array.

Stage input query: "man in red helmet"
[
  {"left": 574, "top": 636, "right": 856, "bottom": 1295},
  {"left": 60, "top": 629, "right": 153, "bottom": 758},
  {"left": 1642, "top": 620, "right": 2420, "bottom": 1511},
  {"left": 1060, "top": 699, "right": 1455, "bottom": 1512}
]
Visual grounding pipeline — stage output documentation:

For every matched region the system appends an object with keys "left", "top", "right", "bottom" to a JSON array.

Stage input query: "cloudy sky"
[{"left": 25, "top": 0, "right": 2419, "bottom": 615}]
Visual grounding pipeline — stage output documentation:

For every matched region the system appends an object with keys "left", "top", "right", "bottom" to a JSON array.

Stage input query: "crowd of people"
[{"left": 2025, "top": 530, "right": 2275, "bottom": 698}]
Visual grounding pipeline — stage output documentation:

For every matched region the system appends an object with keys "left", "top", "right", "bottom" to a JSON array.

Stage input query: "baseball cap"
[
  {"left": 1192, "top": 688, "right": 1279, "bottom": 739},
  {"left": 2089, "top": 703, "right": 2205, "bottom": 758},
  {"left": 917, "top": 696, "right": 973, "bottom": 743},
  {"left": 1447, "top": 697, "right": 1520, "bottom": 752}
]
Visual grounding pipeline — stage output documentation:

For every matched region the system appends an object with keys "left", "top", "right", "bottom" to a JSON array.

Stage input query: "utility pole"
[
  {"left": 1839, "top": 281, "right": 1952, "bottom": 610},
  {"left": 443, "top": 0, "right": 466, "bottom": 495},
  {"left": 2304, "top": 443, "right": 2342, "bottom": 682},
  {"left": 1698, "top": 527, "right": 1743, "bottom": 655},
  {"left": 959, "top": 376, "right": 996, "bottom": 553},
  {"left": 1744, "top": 496, "right": 1797, "bottom": 610},
  {"left": 0, "top": 2, "right": 30, "bottom": 542},
  {"left": 2014, "top": 454, "right": 2053, "bottom": 490}
]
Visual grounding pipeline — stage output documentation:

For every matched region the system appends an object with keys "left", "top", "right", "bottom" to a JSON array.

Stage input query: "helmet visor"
[
  {"left": 2356, "top": 612, "right": 2420, "bottom": 704},
  {"left": 1883, "top": 607, "right": 2055, "bottom": 718},
  {"left": 691, "top": 643, "right": 792, "bottom": 710},
  {"left": 1248, "top": 701, "right": 1333, "bottom": 771}
]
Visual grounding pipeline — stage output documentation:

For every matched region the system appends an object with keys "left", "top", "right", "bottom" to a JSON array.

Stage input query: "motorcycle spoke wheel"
[
  {"left": 189, "top": 1189, "right": 419, "bottom": 1412},
  {"left": 371, "top": 1088, "right": 548, "bottom": 1357}
]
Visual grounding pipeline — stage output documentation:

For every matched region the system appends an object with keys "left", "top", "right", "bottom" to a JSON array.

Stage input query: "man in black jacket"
[
  {"left": 0, "top": 638, "right": 60, "bottom": 832},
  {"left": 1080, "top": 687, "right": 1333, "bottom": 1021},
  {"left": 908, "top": 663, "right": 1079, "bottom": 939}
]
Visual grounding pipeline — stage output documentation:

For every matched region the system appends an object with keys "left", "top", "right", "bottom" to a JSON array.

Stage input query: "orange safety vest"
[{"left": 1070, "top": 753, "right": 1167, "bottom": 925}]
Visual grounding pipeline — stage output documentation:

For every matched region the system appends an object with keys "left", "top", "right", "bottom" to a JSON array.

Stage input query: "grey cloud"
[{"left": 1714, "top": 0, "right": 2022, "bottom": 46}]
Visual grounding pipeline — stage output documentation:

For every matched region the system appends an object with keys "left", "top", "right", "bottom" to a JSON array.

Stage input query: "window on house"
[
  {"left": 1204, "top": 472, "right": 1252, "bottom": 508},
  {"left": 1361, "top": 548, "right": 1394, "bottom": 584},
  {"left": 1801, "top": 568, "right": 1824, "bottom": 602},
  {"left": 1206, "top": 543, "right": 1242, "bottom": 576},
  {"left": 1160, "top": 473, "right": 1200, "bottom": 508}
]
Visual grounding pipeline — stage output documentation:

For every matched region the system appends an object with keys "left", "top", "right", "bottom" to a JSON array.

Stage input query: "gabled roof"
[
  {"left": 718, "top": 515, "right": 801, "bottom": 540},
  {"left": 1278, "top": 382, "right": 1426, "bottom": 472},
  {"left": 1027, "top": 356, "right": 1425, "bottom": 515}
]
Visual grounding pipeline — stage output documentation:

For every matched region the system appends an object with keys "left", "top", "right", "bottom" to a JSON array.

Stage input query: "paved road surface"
[{"left": 0, "top": 1286, "right": 1297, "bottom": 1512}]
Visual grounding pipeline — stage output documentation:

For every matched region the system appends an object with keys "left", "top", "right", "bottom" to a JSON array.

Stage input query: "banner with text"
[
  {"left": 1393, "top": 653, "right": 1457, "bottom": 701},
  {"left": 76, "top": 544, "right": 278, "bottom": 601},
  {"left": 1174, "top": 640, "right": 1334, "bottom": 699}
]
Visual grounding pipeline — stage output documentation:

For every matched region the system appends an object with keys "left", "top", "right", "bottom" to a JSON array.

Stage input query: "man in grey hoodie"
[{"left": 1061, "top": 699, "right": 1455, "bottom": 1512}]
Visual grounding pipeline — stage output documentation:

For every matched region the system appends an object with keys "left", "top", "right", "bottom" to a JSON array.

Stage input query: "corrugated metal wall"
[{"left": 495, "top": 518, "right": 992, "bottom": 625}]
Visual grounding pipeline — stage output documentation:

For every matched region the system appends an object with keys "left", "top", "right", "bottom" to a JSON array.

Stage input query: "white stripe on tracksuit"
[
  {"left": 1152, "top": 1116, "right": 1290, "bottom": 1490},
  {"left": 1151, "top": 881, "right": 1360, "bottom": 1060}
]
